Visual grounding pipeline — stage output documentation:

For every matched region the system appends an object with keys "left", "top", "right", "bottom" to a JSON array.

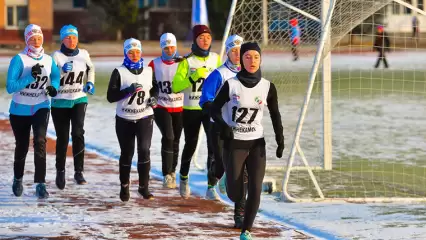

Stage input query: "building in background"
[
  {"left": 386, "top": 0, "right": 426, "bottom": 33},
  {"left": 0, "top": 0, "right": 53, "bottom": 44},
  {"left": 54, "top": 0, "right": 192, "bottom": 42},
  {"left": 139, "top": 0, "right": 192, "bottom": 40},
  {"left": 53, "top": 0, "right": 112, "bottom": 43}
]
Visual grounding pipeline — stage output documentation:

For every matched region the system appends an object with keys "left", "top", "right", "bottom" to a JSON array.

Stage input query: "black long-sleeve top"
[
  {"left": 107, "top": 66, "right": 158, "bottom": 103},
  {"left": 211, "top": 80, "right": 284, "bottom": 147},
  {"left": 374, "top": 32, "right": 390, "bottom": 51}
]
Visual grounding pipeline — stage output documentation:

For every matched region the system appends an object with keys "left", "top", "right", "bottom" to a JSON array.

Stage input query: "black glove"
[
  {"left": 276, "top": 135, "right": 285, "bottom": 158},
  {"left": 147, "top": 97, "right": 157, "bottom": 107},
  {"left": 45, "top": 86, "right": 57, "bottom": 97},
  {"left": 125, "top": 83, "right": 143, "bottom": 94},
  {"left": 31, "top": 63, "right": 43, "bottom": 78},
  {"left": 202, "top": 101, "right": 212, "bottom": 116},
  {"left": 220, "top": 125, "right": 234, "bottom": 140}
]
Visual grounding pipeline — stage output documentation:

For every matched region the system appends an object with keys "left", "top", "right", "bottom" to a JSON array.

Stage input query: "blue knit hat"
[{"left": 60, "top": 25, "right": 78, "bottom": 41}]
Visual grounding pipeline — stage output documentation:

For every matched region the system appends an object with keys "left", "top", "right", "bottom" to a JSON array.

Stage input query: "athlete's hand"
[
  {"left": 31, "top": 63, "right": 43, "bottom": 78},
  {"left": 83, "top": 82, "right": 95, "bottom": 95},
  {"left": 276, "top": 135, "right": 285, "bottom": 158},
  {"left": 201, "top": 101, "right": 212, "bottom": 116},
  {"left": 126, "top": 83, "right": 143, "bottom": 94},
  {"left": 45, "top": 86, "right": 57, "bottom": 97},
  {"left": 62, "top": 61, "right": 73, "bottom": 73},
  {"left": 190, "top": 67, "right": 209, "bottom": 83},
  {"left": 220, "top": 125, "right": 234, "bottom": 140},
  {"left": 147, "top": 97, "right": 157, "bottom": 108}
]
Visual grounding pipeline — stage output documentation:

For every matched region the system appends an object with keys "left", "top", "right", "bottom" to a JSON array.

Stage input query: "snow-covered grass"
[{"left": 1, "top": 51, "right": 426, "bottom": 239}]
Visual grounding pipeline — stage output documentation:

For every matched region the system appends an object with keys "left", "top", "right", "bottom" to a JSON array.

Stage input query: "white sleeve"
[{"left": 82, "top": 49, "right": 95, "bottom": 84}]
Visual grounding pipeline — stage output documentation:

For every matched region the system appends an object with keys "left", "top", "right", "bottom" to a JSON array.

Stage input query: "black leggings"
[
  {"left": 375, "top": 50, "right": 388, "bottom": 68},
  {"left": 115, "top": 115, "right": 153, "bottom": 188},
  {"left": 10, "top": 108, "right": 50, "bottom": 183},
  {"left": 224, "top": 138, "right": 266, "bottom": 232},
  {"left": 154, "top": 108, "right": 183, "bottom": 176},
  {"left": 180, "top": 109, "right": 214, "bottom": 184},
  {"left": 51, "top": 103, "right": 87, "bottom": 172},
  {"left": 209, "top": 122, "right": 225, "bottom": 180}
]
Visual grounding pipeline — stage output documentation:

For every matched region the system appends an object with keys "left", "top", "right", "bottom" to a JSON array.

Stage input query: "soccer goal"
[{"left": 224, "top": 0, "right": 426, "bottom": 202}]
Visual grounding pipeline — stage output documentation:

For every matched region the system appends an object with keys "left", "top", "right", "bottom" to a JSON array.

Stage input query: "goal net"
[{"left": 228, "top": 0, "right": 426, "bottom": 202}]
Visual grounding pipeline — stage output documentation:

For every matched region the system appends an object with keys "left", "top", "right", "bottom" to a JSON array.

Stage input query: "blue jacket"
[
  {"left": 6, "top": 54, "right": 60, "bottom": 116},
  {"left": 291, "top": 26, "right": 301, "bottom": 41},
  {"left": 199, "top": 62, "right": 238, "bottom": 108}
]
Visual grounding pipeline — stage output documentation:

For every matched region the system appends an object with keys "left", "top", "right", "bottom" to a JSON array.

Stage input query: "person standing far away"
[
  {"left": 373, "top": 25, "right": 390, "bottom": 69},
  {"left": 107, "top": 38, "right": 159, "bottom": 202},
  {"left": 148, "top": 32, "right": 184, "bottom": 189},
  {"left": 210, "top": 42, "right": 285, "bottom": 240},
  {"left": 289, "top": 18, "right": 301, "bottom": 61},
  {"left": 412, "top": 15, "right": 420, "bottom": 44},
  {"left": 6, "top": 24, "right": 60, "bottom": 199},
  {"left": 51, "top": 24, "right": 96, "bottom": 190},
  {"left": 171, "top": 25, "right": 221, "bottom": 199}
]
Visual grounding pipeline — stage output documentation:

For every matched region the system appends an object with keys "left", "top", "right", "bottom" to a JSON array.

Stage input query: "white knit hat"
[
  {"left": 160, "top": 33, "right": 177, "bottom": 49},
  {"left": 24, "top": 24, "right": 43, "bottom": 44},
  {"left": 225, "top": 34, "right": 244, "bottom": 54},
  {"left": 123, "top": 38, "right": 142, "bottom": 54}
]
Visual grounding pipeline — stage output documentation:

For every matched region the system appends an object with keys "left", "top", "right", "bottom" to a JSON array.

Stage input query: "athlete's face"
[
  {"left": 242, "top": 50, "right": 261, "bottom": 73},
  {"left": 63, "top": 35, "right": 78, "bottom": 49},
  {"left": 196, "top": 33, "right": 212, "bottom": 51},
  {"left": 28, "top": 36, "right": 43, "bottom": 48},
  {"left": 228, "top": 47, "right": 241, "bottom": 65},
  {"left": 163, "top": 46, "right": 176, "bottom": 56},
  {"left": 127, "top": 49, "right": 142, "bottom": 62}
]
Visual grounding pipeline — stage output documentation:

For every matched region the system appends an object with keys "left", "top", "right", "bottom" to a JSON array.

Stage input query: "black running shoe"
[
  {"left": 56, "top": 170, "right": 66, "bottom": 190},
  {"left": 74, "top": 171, "right": 87, "bottom": 185},
  {"left": 120, "top": 184, "right": 130, "bottom": 202},
  {"left": 12, "top": 177, "right": 23, "bottom": 197},
  {"left": 138, "top": 186, "right": 154, "bottom": 200},
  {"left": 35, "top": 183, "right": 49, "bottom": 199}
]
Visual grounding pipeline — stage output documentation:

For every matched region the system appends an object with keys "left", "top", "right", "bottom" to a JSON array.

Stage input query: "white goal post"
[{"left": 223, "top": 0, "right": 426, "bottom": 203}]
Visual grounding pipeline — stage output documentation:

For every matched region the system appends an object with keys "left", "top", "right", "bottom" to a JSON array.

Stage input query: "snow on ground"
[
  {"left": 1, "top": 52, "right": 426, "bottom": 239},
  {"left": 0, "top": 120, "right": 309, "bottom": 240}
]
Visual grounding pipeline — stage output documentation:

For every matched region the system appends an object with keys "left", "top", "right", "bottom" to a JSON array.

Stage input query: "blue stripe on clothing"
[
  {"left": 6, "top": 55, "right": 35, "bottom": 94},
  {"left": 199, "top": 69, "right": 223, "bottom": 107},
  {"left": 291, "top": 26, "right": 301, "bottom": 40},
  {"left": 7, "top": 55, "right": 61, "bottom": 116}
]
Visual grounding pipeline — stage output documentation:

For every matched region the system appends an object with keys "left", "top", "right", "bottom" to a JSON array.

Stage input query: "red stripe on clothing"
[{"left": 156, "top": 105, "right": 183, "bottom": 113}]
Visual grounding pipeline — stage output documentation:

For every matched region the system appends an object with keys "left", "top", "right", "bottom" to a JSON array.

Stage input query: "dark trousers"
[
  {"left": 10, "top": 108, "right": 50, "bottom": 183},
  {"left": 51, "top": 103, "right": 87, "bottom": 172},
  {"left": 209, "top": 122, "right": 225, "bottom": 180},
  {"left": 116, "top": 115, "right": 153, "bottom": 188},
  {"left": 375, "top": 50, "right": 389, "bottom": 68},
  {"left": 291, "top": 44, "right": 299, "bottom": 60},
  {"left": 180, "top": 109, "right": 215, "bottom": 185},
  {"left": 224, "top": 139, "right": 266, "bottom": 232},
  {"left": 154, "top": 108, "right": 183, "bottom": 176},
  {"left": 413, "top": 27, "right": 419, "bottom": 38}
]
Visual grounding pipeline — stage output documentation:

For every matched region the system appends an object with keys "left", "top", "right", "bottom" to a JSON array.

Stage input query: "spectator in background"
[
  {"left": 373, "top": 25, "right": 390, "bottom": 69},
  {"left": 412, "top": 16, "right": 420, "bottom": 43},
  {"left": 290, "top": 18, "right": 300, "bottom": 61}
]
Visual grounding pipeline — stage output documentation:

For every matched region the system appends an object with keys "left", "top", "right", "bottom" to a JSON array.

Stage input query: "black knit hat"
[
  {"left": 237, "top": 42, "right": 262, "bottom": 85},
  {"left": 240, "top": 42, "right": 261, "bottom": 59}
]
